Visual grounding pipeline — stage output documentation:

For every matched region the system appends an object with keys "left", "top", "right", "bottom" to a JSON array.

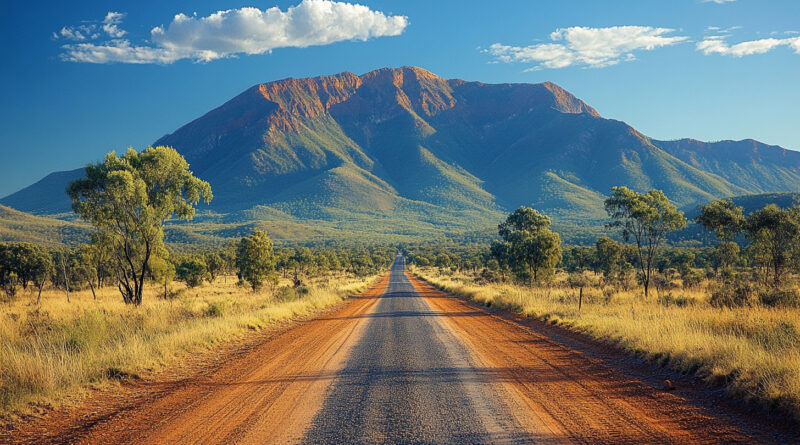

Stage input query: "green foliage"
[
  {"left": 203, "top": 252, "right": 224, "bottom": 281},
  {"left": 714, "top": 241, "right": 740, "bottom": 272},
  {"left": 759, "top": 289, "right": 800, "bottom": 308},
  {"left": 605, "top": 186, "right": 686, "bottom": 298},
  {"left": 147, "top": 255, "right": 176, "bottom": 299},
  {"left": 0, "top": 242, "right": 53, "bottom": 300},
  {"left": 745, "top": 204, "right": 800, "bottom": 287},
  {"left": 496, "top": 207, "right": 562, "bottom": 284},
  {"left": 595, "top": 236, "right": 622, "bottom": 280},
  {"left": 67, "top": 146, "right": 212, "bottom": 305},
  {"left": 696, "top": 200, "right": 744, "bottom": 241},
  {"left": 176, "top": 259, "right": 209, "bottom": 288},
  {"left": 235, "top": 229, "right": 276, "bottom": 291},
  {"left": 710, "top": 279, "right": 756, "bottom": 308}
]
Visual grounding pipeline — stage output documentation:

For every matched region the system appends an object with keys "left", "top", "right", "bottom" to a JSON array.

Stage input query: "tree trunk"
[
  {"left": 61, "top": 256, "right": 70, "bottom": 303},
  {"left": 36, "top": 285, "right": 43, "bottom": 304},
  {"left": 88, "top": 280, "right": 97, "bottom": 300}
]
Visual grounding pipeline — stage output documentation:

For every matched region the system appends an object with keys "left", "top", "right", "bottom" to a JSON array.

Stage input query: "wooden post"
[{"left": 579, "top": 287, "right": 583, "bottom": 312}]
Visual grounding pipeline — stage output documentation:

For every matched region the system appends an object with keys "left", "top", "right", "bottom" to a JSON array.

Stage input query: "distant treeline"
[{"left": 405, "top": 186, "right": 800, "bottom": 308}]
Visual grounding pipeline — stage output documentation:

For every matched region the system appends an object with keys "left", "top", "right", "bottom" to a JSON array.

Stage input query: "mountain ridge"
[{"left": 3, "top": 66, "right": 800, "bottom": 241}]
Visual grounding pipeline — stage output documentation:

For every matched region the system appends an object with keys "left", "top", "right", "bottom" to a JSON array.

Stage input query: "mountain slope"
[
  {"left": 3, "top": 66, "right": 799, "bottom": 241},
  {"left": 0, "top": 204, "right": 87, "bottom": 245},
  {"left": 654, "top": 138, "right": 800, "bottom": 193}
]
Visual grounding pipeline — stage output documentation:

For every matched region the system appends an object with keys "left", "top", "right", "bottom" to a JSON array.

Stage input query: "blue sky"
[{"left": 1, "top": 0, "right": 799, "bottom": 196}]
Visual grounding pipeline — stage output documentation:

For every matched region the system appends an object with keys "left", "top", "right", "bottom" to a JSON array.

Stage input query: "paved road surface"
[
  {"left": 7, "top": 256, "right": 787, "bottom": 444},
  {"left": 302, "top": 257, "right": 534, "bottom": 444}
]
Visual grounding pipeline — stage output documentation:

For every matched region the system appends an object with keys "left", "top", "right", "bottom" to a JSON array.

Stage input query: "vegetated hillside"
[
  {"left": 0, "top": 204, "right": 88, "bottom": 246},
  {"left": 683, "top": 191, "right": 800, "bottom": 220},
  {"left": 654, "top": 139, "right": 800, "bottom": 193},
  {"left": 3, "top": 66, "right": 799, "bottom": 241}
]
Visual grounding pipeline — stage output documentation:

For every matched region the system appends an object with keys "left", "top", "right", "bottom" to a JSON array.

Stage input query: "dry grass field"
[
  {"left": 413, "top": 266, "right": 800, "bottom": 421},
  {"left": 0, "top": 272, "right": 378, "bottom": 417}
]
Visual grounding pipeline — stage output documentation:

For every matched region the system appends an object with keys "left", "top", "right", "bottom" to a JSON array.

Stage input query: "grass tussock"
[
  {"left": 0, "top": 273, "right": 377, "bottom": 416},
  {"left": 414, "top": 267, "right": 800, "bottom": 421}
]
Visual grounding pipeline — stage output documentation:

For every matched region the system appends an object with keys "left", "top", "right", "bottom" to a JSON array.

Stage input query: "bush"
[
  {"left": 759, "top": 288, "right": 800, "bottom": 308},
  {"left": 658, "top": 293, "right": 695, "bottom": 308},
  {"left": 274, "top": 286, "right": 309, "bottom": 303},
  {"left": 275, "top": 286, "right": 298, "bottom": 302},
  {"left": 477, "top": 268, "right": 500, "bottom": 284},
  {"left": 710, "top": 280, "right": 755, "bottom": 308},
  {"left": 176, "top": 260, "right": 209, "bottom": 288},
  {"left": 204, "top": 301, "right": 225, "bottom": 317},
  {"left": 682, "top": 270, "right": 703, "bottom": 289}
]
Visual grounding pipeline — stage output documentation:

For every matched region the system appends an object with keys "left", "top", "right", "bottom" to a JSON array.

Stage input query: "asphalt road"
[
  {"left": 302, "top": 256, "right": 534, "bottom": 444},
  {"left": 7, "top": 255, "right": 784, "bottom": 444}
]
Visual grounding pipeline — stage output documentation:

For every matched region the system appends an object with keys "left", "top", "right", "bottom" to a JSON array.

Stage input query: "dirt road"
[{"left": 6, "top": 256, "right": 793, "bottom": 444}]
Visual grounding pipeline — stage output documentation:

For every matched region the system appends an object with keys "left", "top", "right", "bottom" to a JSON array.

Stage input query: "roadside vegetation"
[
  {"left": 406, "top": 187, "right": 800, "bottom": 422},
  {"left": 0, "top": 146, "right": 394, "bottom": 417},
  {"left": 0, "top": 270, "right": 379, "bottom": 416}
]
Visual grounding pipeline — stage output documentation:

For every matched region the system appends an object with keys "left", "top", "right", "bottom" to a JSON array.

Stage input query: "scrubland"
[
  {"left": 0, "top": 272, "right": 377, "bottom": 416},
  {"left": 414, "top": 266, "right": 800, "bottom": 421}
]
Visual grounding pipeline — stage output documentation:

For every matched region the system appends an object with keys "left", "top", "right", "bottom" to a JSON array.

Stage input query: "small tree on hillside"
[
  {"left": 490, "top": 240, "right": 511, "bottom": 281},
  {"left": 745, "top": 204, "right": 800, "bottom": 288},
  {"left": 236, "top": 229, "right": 276, "bottom": 291},
  {"left": 177, "top": 259, "right": 209, "bottom": 288},
  {"left": 497, "top": 207, "right": 562, "bottom": 284},
  {"left": 146, "top": 256, "right": 174, "bottom": 299},
  {"left": 28, "top": 247, "right": 52, "bottom": 304},
  {"left": 595, "top": 236, "right": 622, "bottom": 281},
  {"left": 604, "top": 186, "right": 686, "bottom": 299},
  {"left": 697, "top": 199, "right": 745, "bottom": 275},
  {"left": 68, "top": 146, "right": 212, "bottom": 305},
  {"left": 75, "top": 244, "right": 100, "bottom": 299},
  {"left": 204, "top": 252, "right": 224, "bottom": 283}
]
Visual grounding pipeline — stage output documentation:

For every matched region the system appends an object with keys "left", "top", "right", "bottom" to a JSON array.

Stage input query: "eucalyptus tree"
[
  {"left": 696, "top": 199, "right": 745, "bottom": 274},
  {"left": 68, "top": 146, "right": 212, "bottom": 305},
  {"left": 236, "top": 229, "right": 276, "bottom": 291},
  {"left": 604, "top": 187, "right": 686, "bottom": 299},
  {"left": 497, "top": 207, "right": 562, "bottom": 284}
]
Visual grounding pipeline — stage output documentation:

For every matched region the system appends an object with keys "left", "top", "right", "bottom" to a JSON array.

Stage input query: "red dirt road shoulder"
[
  {"left": 3, "top": 274, "right": 389, "bottom": 445},
  {"left": 408, "top": 273, "right": 792, "bottom": 444}
]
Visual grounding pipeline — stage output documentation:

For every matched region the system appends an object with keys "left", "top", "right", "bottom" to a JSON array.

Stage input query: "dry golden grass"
[
  {"left": 0, "top": 272, "right": 378, "bottom": 416},
  {"left": 413, "top": 267, "right": 800, "bottom": 421}
]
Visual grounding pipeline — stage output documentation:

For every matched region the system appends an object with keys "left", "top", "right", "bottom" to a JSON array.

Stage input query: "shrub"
[
  {"left": 658, "top": 293, "right": 694, "bottom": 308},
  {"left": 709, "top": 280, "right": 755, "bottom": 308},
  {"left": 759, "top": 288, "right": 800, "bottom": 308},
  {"left": 176, "top": 260, "right": 209, "bottom": 288},
  {"left": 204, "top": 301, "right": 225, "bottom": 317},
  {"left": 477, "top": 268, "right": 501, "bottom": 284}
]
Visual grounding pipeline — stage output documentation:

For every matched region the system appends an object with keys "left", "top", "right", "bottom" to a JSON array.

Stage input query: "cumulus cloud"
[
  {"left": 697, "top": 35, "right": 800, "bottom": 56},
  {"left": 58, "top": 0, "right": 408, "bottom": 64},
  {"left": 484, "top": 26, "right": 688, "bottom": 70},
  {"left": 52, "top": 25, "right": 100, "bottom": 41},
  {"left": 102, "top": 12, "right": 127, "bottom": 38}
]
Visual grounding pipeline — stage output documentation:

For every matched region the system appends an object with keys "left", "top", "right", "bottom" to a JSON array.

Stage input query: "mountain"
[
  {"left": 3, "top": 66, "right": 799, "bottom": 242},
  {"left": 0, "top": 204, "right": 88, "bottom": 246},
  {"left": 654, "top": 139, "right": 800, "bottom": 193}
]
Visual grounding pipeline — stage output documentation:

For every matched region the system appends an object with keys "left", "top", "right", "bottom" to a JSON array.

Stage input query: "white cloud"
[
  {"left": 697, "top": 35, "right": 800, "bottom": 56},
  {"left": 102, "top": 12, "right": 127, "bottom": 38},
  {"left": 484, "top": 26, "right": 688, "bottom": 70},
  {"left": 702, "top": 0, "right": 736, "bottom": 4},
  {"left": 58, "top": 0, "right": 408, "bottom": 64},
  {"left": 53, "top": 25, "right": 99, "bottom": 41}
]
